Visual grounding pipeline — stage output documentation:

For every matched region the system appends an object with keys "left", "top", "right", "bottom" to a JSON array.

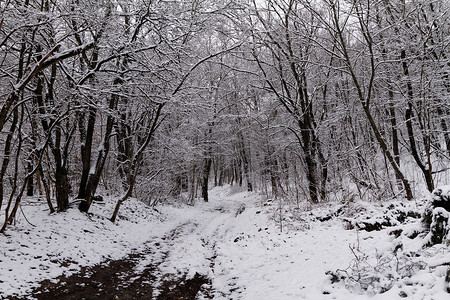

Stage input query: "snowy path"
[
  {"left": 150, "top": 187, "right": 448, "bottom": 300},
  {"left": 184, "top": 188, "right": 358, "bottom": 299},
  {"left": 140, "top": 188, "right": 361, "bottom": 299},
  {"left": 3, "top": 187, "right": 448, "bottom": 299}
]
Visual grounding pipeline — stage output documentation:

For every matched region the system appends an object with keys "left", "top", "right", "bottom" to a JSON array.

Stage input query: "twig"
[
  {"left": 172, "top": 42, "right": 243, "bottom": 95},
  {"left": 19, "top": 205, "right": 36, "bottom": 227},
  {"left": 429, "top": 262, "right": 450, "bottom": 269}
]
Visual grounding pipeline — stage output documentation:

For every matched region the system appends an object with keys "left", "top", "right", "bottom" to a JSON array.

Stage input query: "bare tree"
[{"left": 248, "top": 0, "right": 328, "bottom": 203}]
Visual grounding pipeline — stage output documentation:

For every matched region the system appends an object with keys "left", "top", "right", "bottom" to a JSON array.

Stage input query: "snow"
[
  {"left": 432, "top": 185, "right": 450, "bottom": 202},
  {"left": 0, "top": 198, "right": 180, "bottom": 297},
  {"left": 1, "top": 186, "right": 449, "bottom": 299}
]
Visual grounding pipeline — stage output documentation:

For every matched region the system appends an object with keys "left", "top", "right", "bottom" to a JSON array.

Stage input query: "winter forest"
[{"left": 1, "top": 0, "right": 450, "bottom": 299}]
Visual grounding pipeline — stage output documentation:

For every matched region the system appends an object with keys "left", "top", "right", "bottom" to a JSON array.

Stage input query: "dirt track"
[
  {"left": 8, "top": 225, "right": 213, "bottom": 300},
  {"left": 6, "top": 194, "right": 243, "bottom": 300}
]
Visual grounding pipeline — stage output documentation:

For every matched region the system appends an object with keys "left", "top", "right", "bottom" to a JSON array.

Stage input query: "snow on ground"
[
  {"left": 1, "top": 186, "right": 449, "bottom": 299},
  {"left": 0, "top": 197, "right": 185, "bottom": 298}
]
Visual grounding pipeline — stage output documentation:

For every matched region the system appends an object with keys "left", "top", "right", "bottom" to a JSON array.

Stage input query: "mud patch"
[
  {"left": 8, "top": 252, "right": 156, "bottom": 300},
  {"left": 156, "top": 272, "right": 212, "bottom": 300},
  {"left": 8, "top": 253, "right": 212, "bottom": 300}
]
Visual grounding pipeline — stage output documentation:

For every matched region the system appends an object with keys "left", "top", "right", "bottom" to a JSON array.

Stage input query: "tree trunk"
[
  {"left": 388, "top": 87, "right": 403, "bottom": 189},
  {"left": 301, "top": 127, "right": 320, "bottom": 204},
  {"left": 0, "top": 107, "right": 19, "bottom": 210},
  {"left": 111, "top": 103, "right": 164, "bottom": 220},
  {"left": 79, "top": 94, "right": 117, "bottom": 212},
  {"left": 363, "top": 105, "right": 413, "bottom": 200},
  {"left": 26, "top": 162, "right": 34, "bottom": 196},
  {"left": 437, "top": 107, "right": 450, "bottom": 155},
  {"left": 110, "top": 175, "right": 136, "bottom": 223},
  {"left": 54, "top": 158, "right": 70, "bottom": 211},
  {"left": 201, "top": 157, "right": 212, "bottom": 202},
  {"left": 2, "top": 106, "right": 24, "bottom": 231},
  {"left": 238, "top": 132, "right": 253, "bottom": 192},
  {"left": 218, "top": 164, "right": 224, "bottom": 186},
  {"left": 189, "top": 165, "right": 197, "bottom": 204},
  {"left": 77, "top": 107, "right": 96, "bottom": 199},
  {"left": 213, "top": 158, "right": 219, "bottom": 187},
  {"left": 401, "top": 49, "right": 434, "bottom": 192},
  {"left": 38, "top": 164, "right": 55, "bottom": 213}
]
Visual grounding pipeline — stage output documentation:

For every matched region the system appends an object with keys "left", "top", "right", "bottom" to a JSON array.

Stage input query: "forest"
[
  {"left": 1, "top": 0, "right": 449, "bottom": 228},
  {"left": 0, "top": 0, "right": 450, "bottom": 298}
]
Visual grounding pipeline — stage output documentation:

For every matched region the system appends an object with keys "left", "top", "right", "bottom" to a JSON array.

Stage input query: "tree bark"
[
  {"left": 363, "top": 105, "right": 413, "bottom": 200},
  {"left": 201, "top": 157, "right": 212, "bottom": 202},
  {"left": 77, "top": 107, "right": 96, "bottom": 199},
  {"left": 26, "top": 162, "right": 33, "bottom": 196},
  {"left": 0, "top": 106, "right": 19, "bottom": 210},
  {"left": 79, "top": 93, "right": 117, "bottom": 212},
  {"left": 237, "top": 131, "right": 253, "bottom": 192},
  {"left": 401, "top": 49, "right": 434, "bottom": 192},
  {"left": 110, "top": 103, "right": 164, "bottom": 220}
]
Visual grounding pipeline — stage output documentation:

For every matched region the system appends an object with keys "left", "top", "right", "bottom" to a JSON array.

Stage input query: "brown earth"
[{"left": 7, "top": 251, "right": 211, "bottom": 300}]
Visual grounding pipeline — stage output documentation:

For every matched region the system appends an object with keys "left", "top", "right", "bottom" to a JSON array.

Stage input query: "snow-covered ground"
[
  {"left": 0, "top": 196, "right": 179, "bottom": 297},
  {"left": 1, "top": 186, "right": 449, "bottom": 299}
]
